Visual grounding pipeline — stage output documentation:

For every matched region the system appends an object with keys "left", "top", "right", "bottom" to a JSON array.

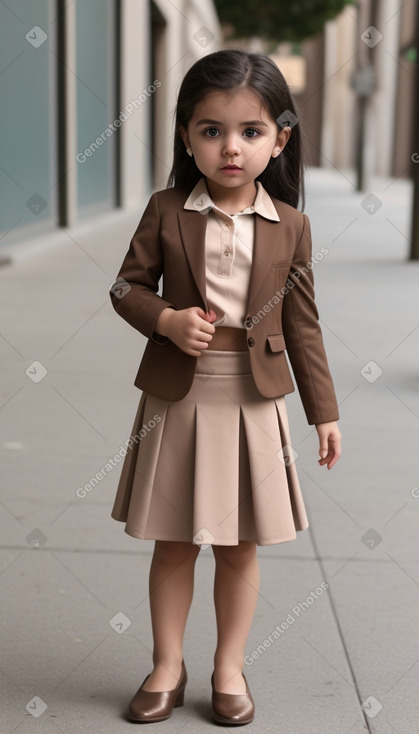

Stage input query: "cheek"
[
  {"left": 249, "top": 141, "right": 273, "bottom": 159},
  {"left": 197, "top": 144, "right": 219, "bottom": 160}
]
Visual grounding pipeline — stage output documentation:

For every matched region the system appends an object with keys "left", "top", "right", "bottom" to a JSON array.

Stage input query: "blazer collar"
[{"left": 177, "top": 178, "right": 282, "bottom": 314}]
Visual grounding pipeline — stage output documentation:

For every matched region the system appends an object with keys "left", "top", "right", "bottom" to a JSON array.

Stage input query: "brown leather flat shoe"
[
  {"left": 127, "top": 660, "right": 187, "bottom": 723},
  {"left": 211, "top": 671, "right": 255, "bottom": 725}
]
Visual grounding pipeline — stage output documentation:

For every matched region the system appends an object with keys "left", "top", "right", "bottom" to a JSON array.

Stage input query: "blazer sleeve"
[
  {"left": 281, "top": 213, "right": 339, "bottom": 425},
  {"left": 109, "top": 192, "right": 175, "bottom": 344}
]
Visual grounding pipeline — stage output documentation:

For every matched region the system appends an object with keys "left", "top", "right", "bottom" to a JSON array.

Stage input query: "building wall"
[
  {"left": 392, "top": 0, "right": 416, "bottom": 178},
  {"left": 150, "top": 0, "right": 221, "bottom": 189},
  {"left": 371, "top": 0, "right": 401, "bottom": 177},
  {"left": 0, "top": 0, "right": 221, "bottom": 259},
  {"left": 320, "top": 0, "right": 412, "bottom": 182},
  {"left": 321, "top": 8, "right": 357, "bottom": 172},
  {"left": 294, "top": 33, "right": 325, "bottom": 168}
]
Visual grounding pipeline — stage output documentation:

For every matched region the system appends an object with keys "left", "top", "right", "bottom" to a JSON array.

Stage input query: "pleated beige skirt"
[{"left": 111, "top": 349, "right": 309, "bottom": 546}]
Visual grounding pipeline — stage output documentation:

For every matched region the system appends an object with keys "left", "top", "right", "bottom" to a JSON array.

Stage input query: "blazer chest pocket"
[
  {"left": 271, "top": 261, "right": 291, "bottom": 291},
  {"left": 266, "top": 334, "right": 286, "bottom": 353}
]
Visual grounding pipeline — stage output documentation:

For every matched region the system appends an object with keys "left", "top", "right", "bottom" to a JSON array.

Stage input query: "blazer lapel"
[
  {"left": 177, "top": 209, "right": 209, "bottom": 310},
  {"left": 247, "top": 214, "right": 281, "bottom": 310}
]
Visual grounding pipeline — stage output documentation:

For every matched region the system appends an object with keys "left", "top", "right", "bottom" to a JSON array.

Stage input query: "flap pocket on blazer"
[
  {"left": 266, "top": 334, "right": 286, "bottom": 352},
  {"left": 271, "top": 260, "right": 292, "bottom": 267}
]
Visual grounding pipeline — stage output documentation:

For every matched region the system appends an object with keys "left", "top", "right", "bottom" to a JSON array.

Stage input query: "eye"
[
  {"left": 203, "top": 127, "right": 220, "bottom": 137},
  {"left": 243, "top": 128, "right": 259, "bottom": 138}
]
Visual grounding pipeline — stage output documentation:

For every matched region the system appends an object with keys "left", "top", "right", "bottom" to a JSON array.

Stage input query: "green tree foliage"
[{"left": 213, "top": 0, "right": 355, "bottom": 42}]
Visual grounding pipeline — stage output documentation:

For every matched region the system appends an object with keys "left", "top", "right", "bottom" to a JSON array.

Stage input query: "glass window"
[
  {"left": 75, "top": 0, "right": 117, "bottom": 217},
  {"left": 0, "top": 0, "right": 56, "bottom": 246}
]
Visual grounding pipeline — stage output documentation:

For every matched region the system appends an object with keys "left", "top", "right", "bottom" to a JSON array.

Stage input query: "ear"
[{"left": 271, "top": 125, "right": 292, "bottom": 158}]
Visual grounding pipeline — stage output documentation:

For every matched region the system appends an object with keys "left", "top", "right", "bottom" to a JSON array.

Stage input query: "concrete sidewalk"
[{"left": 1, "top": 167, "right": 418, "bottom": 733}]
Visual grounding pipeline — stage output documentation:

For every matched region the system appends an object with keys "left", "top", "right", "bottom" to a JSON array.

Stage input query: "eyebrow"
[{"left": 194, "top": 119, "right": 269, "bottom": 127}]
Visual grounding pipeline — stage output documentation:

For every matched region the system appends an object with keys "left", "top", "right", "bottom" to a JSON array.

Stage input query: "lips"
[{"left": 221, "top": 164, "right": 241, "bottom": 170}]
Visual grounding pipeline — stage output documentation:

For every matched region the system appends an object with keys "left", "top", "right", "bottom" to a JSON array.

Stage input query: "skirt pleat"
[{"left": 111, "top": 349, "right": 309, "bottom": 546}]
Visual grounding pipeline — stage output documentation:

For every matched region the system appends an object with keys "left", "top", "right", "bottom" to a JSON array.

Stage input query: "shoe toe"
[{"left": 211, "top": 673, "right": 255, "bottom": 725}]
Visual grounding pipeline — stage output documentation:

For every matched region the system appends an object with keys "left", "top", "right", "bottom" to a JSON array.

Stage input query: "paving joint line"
[{"left": 308, "top": 526, "right": 373, "bottom": 733}]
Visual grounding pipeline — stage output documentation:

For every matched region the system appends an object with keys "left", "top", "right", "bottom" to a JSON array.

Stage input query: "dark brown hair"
[{"left": 167, "top": 49, "right": 306, "bottom": 209}]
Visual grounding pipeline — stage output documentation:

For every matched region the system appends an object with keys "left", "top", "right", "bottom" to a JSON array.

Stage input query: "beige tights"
[{"left": 141, "top": 539, "right": 259, "bottom": 695}]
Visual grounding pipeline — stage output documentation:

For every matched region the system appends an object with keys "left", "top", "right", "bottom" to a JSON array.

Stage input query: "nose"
[{"left": 222, "top": 135, "right": 241, "bottom": 157}]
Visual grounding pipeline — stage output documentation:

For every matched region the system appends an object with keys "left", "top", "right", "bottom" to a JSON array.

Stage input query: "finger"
[
  {"left": 322, "top": 448, "right": 341, "bottom": 470},
  {"left": 195, "top": 308, "right": 216, "bottom": 331},
  {"left": 318, "top": 444, "right": 333, "bottom": 465},
  {"left": 318, "top": 442, "right": 328, "bottom": 461},
  {"left": 197, "top": 307, "right": 217, "bottom": 323},
  {"left": 189, "top": 330, "right": 212, "bottom": 345},
  {"left": 205, "top": 309, "right": 218, "bottom": 323},
  {"left": 327, "top": 455, "right": 338, "bottom": 470},
  {"left": 328, "top": 446, "right": 342, "bottom": 469},
  {"left": 190, "top": 336, "right": 211, "bottom": 352},
  {"left": 195, "top": 307, "right": 214, "bottom": 322},
  {"left": 198, "top": 331, "right": 213, "bottom": 343},
  {"left": 198, "top": 321, "right": 215, "bottom": 335}
]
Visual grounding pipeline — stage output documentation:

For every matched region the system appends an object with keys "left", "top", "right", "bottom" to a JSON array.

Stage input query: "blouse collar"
[{"left": 184, "top": 177, "right": 280, "bottom": 222}]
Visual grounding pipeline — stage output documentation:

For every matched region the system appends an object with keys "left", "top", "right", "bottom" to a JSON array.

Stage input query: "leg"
[
  {"left": 142, "top": 539, "right": 200, "bottom": 691},
  {"left": 212, "top": 541, "right": 260, "bottom": 694}
]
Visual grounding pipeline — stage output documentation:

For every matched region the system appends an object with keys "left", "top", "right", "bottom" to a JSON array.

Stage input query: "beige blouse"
[{"left": 184, "top": 177, "right": 280, "bottom": 328}]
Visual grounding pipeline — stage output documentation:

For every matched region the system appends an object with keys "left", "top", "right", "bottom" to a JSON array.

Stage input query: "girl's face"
[{"left": 180, "top": 87, "right": 291, "bottom": 196}]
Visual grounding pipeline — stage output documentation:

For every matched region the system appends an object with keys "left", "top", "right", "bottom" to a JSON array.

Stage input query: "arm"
[
  {"left": 110, "top": 192, "right": 216, "bottom": 355},
  {"left": 109, "top": 192, "right": 175, "bottom": 345},
  {"left": 281, "top": 213, "right": 340, "bottom": 426}
]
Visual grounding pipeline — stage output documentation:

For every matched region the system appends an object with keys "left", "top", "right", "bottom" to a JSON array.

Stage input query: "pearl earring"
[{"left": 186, "top": 147, "right": 193, "bottom": 157}]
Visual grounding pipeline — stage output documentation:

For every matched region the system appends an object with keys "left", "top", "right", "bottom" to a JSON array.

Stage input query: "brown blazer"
[{"left": 109, "top": 185, "right": 339, "bottom": 425}]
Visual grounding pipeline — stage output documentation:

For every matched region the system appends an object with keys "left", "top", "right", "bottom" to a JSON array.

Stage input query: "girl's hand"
[
  {"left": 156, "top": 306, "right": 217, "bottom": 356},
  {"left": 315, "top": 421, "right": 342, "bottom": 470}
]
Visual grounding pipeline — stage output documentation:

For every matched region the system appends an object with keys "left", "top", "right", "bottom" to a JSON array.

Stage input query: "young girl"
[{"left": 109, "top": 49, "right": 341, "bottom": 726}]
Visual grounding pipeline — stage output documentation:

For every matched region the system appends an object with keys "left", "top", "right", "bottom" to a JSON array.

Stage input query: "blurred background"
[{"left": 0, "top": 0, "right": 418, "bottom": 259}]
